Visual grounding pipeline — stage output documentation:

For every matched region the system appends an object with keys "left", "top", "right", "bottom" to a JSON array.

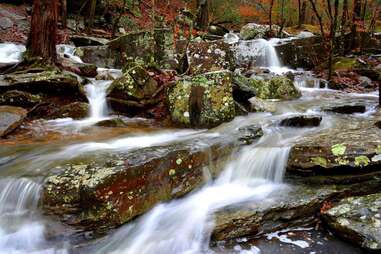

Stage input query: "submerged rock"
[
  {"left": 167, "top": 70, "right": 235, "bottom": 128},
  {"left": 1, "top": 70, "right": 81, "bottom": 95},
  {"left": 322, "top": 193, "right": 381, "bottom": 251},
  {"left": 237, "top": 125, "right": 263, "bottom": 145},
  {"left": 324, "top": 104, "right": 366, "bottom": 114},
  {"left": 280, "top": 115, "right": 322, "bottom": 128},
  {"left": 0, "top": 90, "right": 41, "bottom": 108},
  {"left": 288, "top": 119, "right": 381, "bottom": 174},
  {"left": 0, "top": 105, "right": 27, "bottom": 137},
  {"left": 187, "top": 40, "right": 235, "bottom": 75},
  {"left": 42, "top": 135, "right": 238, "bottom": 231},
  {"left": 95, "top": 118, "right": 127, "bottom": 127}
]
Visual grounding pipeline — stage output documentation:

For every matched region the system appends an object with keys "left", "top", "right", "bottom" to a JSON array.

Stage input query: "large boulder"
[
  {"left": 322, "top": 193, "right": 381, "bottom": 251},
  {"left": 42, "top": 134, "right": 241, "bottom": 231},
  {"left": 287, "top": 119, "right": 381, "bottom": 174},
  {"left": 106, "top": 65, "right": 160, "bottom": 115},
  {"left": 0, "top": 70, "right": 82, "bottom": 95},
  {"left": 167, "top": 71, "right": 235, "bottom": 128},
  {"left": 239, "top": 23, "right": 268, "bottom": 40},
  {"left": 0, "top": 106, "right": 27, "bottom": 137},
  {"left": 187, "top": 40, "right": 235, "bottom": 75}
]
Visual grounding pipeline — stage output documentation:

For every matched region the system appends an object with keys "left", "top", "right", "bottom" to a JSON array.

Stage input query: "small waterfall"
[
  {"left": 0, "top": 178, "right": 41, "bottom": 215},
  {"left": 85, "top": 80, "right": 112, "bottom": 121},
  {"left": 0, "top": 43, "right": 25, "bottom": 64},
  {"left": 56, "top": 44, "right": 83, "bottom": 63},
  {"left": 93, "top": 129, "right": 292, "bottom": 254},
  {"left": 234, "top": 38, "right": 282, "bottom": 68}
]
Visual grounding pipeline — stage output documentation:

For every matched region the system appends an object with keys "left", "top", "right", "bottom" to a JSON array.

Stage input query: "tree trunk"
[
  {"left": 27, "top": 0, "right": 58, "bottom": 63},
  {"left": 309, "top": 0, "right": 325, "bottom": 37},
  {"left": 87, "top": 0, "right": 97, "bottom": 30},
  {"left": 341, "top": 0, "right": 348, "bottom": 35},
  {"left": 195, "top": 0, "right": 209, "bottom": 30},
  {"left": 61, "top": 0, "right": 67, "bottom": 29},
  {"left": 351, "top": 0, "right": 362, "bottom": 49},
  {"left": 300, "top": 1, "right": 307, "bottom": 27},
  {"left": 269, "top": 0, "right": 275, "bottom": 31}
]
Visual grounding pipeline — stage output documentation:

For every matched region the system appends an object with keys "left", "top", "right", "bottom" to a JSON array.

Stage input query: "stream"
[{"left": 0, "top": 39, "right": 378, "bottom": 254}]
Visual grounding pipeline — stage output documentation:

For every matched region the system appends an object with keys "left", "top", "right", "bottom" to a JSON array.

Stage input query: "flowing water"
[{"left": 0, "top": 41, "right": 379, "bottom": 254}]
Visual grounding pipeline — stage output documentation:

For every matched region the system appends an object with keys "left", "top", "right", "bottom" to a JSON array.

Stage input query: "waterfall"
[
  {"left": 93, "top": 127, "right": 293, "bottom": 254},
  {"left": 85, "top": 80, "right": 112, "bottom": 121}
]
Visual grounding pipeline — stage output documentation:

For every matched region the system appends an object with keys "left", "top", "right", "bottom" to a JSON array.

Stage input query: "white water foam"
[{"left": 0, "top": 43, "right": 25, "bottom": 64}]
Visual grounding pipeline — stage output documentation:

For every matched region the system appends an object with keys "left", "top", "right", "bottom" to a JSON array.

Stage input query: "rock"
[
  {"left": 59, "top": 58, "right": 98, "bottom": 78},
  {"left": 324, "top": 104, "right": 366, "bottom": 114},
  {"left": 167, "top": 71, "right": 235, "bottom": 128},
  {"left": 232, "top": 73, "right": 257, "bottom": 104},
  {"left": 95, "top": 118, "right": 127, "bottom": 127},
  {"left": 187, "top": 40, "right": 235, "bottom": 75},
  {"left": 249, "top": 97, "right": 277, "bottom": 112},
  {"left": 322, "top": 193, "right": 381, "bottom": 251},
  {"left": 75, "top": 46, "right": 118, "bottom": 69},
  {"left": 213, "top": 175, "right": 381, "bottom": 242},
  {"left": 208, "top": 25, "right": 229, "bottom": 37},
  {"left": 287, "top": 119, "right": 381, "bottom": 174},
  {"left": 0, "top": 106, "right": 27, "bottom": 137},
  {"left": 96, "top": 68, "right": 123, "bottom": 80},
  {"left": 0, "top": 90, "right": 41, "bottom": 108},
  {"left": 213, "top": 183, "right": 337, "bottom": 241},
  {"left": 1, "top": 70, "right": 82, "bottom": 95},
  {"left": 237, "top": 125, "right": 263, "bottom": 145},
  {"left": 71, "top": 35, "right": 109, "bottom": 47},
  {"left": 376, "top": 121, "right": 381, "bottom": 129},
  {"left": 354, "top": 67, "right": 381, "bottom": 81},
  {"left": 42, "top": 135, "right": 237, "bottom": 231},
  {"left": 280, "top": 115, "right": 322, "bottom": 128},
  {"left": 358, "top": 76, "right": 373, "bottom": 88},
  {"left": 107, "top": 65, "right": 158, "bottom": 103},
  {"left": 0, "top": 17, "right": 13, "bottom": 30},
  {"left": 239, "top": 23, "right": 268, "bottom": 40},
  {"left": 50, "top": 102, "right": 89, "bottom": 120}
]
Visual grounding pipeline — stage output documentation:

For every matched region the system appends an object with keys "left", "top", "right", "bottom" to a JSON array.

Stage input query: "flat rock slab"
[
  {"left": 1, "top": 70, "right": 81, "bottom": 95},
  {"left": 322, "top": 193, "right": 381, "bottom": 251},
  {"left": 0, "top": 105, "right": 27, "bottom": 137},
  {"left": 212, "top": 176, "right": 381, "bottom": 242},
  {"left": 287, "top": 119, "right": 381, "bottom": 174},
  {"left": 43, "top": 134, "right": 244, "bottom": 231}
]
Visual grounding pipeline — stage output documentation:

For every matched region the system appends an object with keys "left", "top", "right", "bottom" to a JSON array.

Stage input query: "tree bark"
[
  {"left": 351, "top": 0, "right": 362, "bottom": 49},
  {"left": 87, "top": 0, "right": 97, "bottom": 30},
  {"left": 269, "top": 0, "right": 275, "bottom": 31},
  {"left": 61, "top": 0, "right": 67, "bottom": 29},
  {"left": 27, "top": 0, "right": 59, "bottom": 63},
  {"left": 195, "top": 0, "right": 209, "bottom": 30}
]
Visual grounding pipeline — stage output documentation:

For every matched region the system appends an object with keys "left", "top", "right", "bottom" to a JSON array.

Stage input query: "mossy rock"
[
  {"left": 0, "top": 90, "right": 41, "bottom": 108},
  {"left": 233, "top": 74, "right": 301, "bottom": 100},
  {"left": 107, "top": 65, "right": 158, "bottom": 102},
  {"left": 239, "top": 23, "right": 268, "bottom": 40},
  {"left": 333, "top": 57, "right": 357, "bottom": 71},
  {"left": 167, "top": 71, "right": 235, "bottom": 128}
]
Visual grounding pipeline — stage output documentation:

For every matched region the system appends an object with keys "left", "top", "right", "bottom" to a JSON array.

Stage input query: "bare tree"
[
  {"left": 269, "top": 0, "right": 275, "bottom": 31},
  {"left": 195, "top": 0, "right": 209, "bottom": 30},
  {"left": 27, "top": 0, "right": 59, "bottom": 63}
]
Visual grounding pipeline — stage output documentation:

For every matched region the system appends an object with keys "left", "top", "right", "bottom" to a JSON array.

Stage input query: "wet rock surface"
[
  {"left": 1, "top": 69, "right": 82, "bottom": 95},
  {"left": 0, "top": 105, "right": 27, "bottom": 137},
  {"left": 322, "top": 193, "right": 381, "bottom": 251},
  {"left": 167, "top": 70, "right": 235, "bottom": 128},
  {"left": 324, "top": 104, "right": 367, "bottom": 114},
  {"left": 280, "top": 115, "right": 322, "bottom": 128},
  {"left": 42, "top": 135, "right": 240, "bottom": 231},
  {"left": 50, "top": 102, "right": 89, "bottom": 120},
  {"left": 288, "top": 119, "right": 381, "bottom": 173},
  {"left": 0, "top": 90, "right": 41, "bottom": 108}
]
